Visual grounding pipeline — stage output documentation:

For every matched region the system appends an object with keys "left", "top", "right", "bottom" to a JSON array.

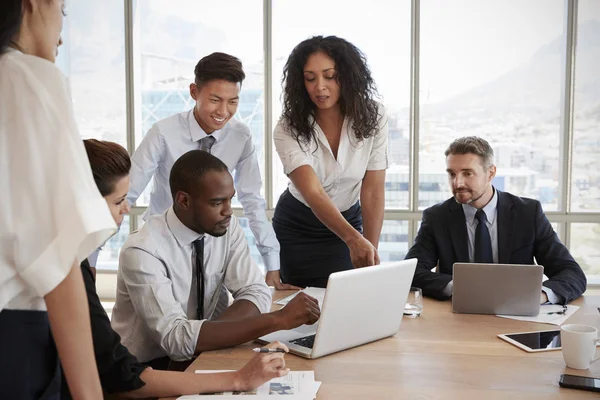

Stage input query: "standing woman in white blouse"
[
  {"left": 0, "top": 1, "right": 117, "bottom": 399},
  {"left": 273, "top": 35, "right": 388, "bottom": 288}
]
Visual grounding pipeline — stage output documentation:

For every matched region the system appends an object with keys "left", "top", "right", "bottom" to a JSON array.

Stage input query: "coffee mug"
[{"left": 560, "top": 324, "right": 600, "bottom": 370}]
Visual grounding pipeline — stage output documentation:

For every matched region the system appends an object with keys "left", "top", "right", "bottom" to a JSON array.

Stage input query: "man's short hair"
[
  {"left": 445, "top": 136, "right": 494, "bottom": 168},
  {"left": 169, "top": 150, "right": 229, "bottom": 199},
  {"left": 194, "top": 52, "right": 245, "bottom": 87}
]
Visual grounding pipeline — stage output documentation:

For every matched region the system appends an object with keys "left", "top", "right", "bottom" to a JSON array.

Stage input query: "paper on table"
[
  {"left": 275, "top": 287, "right": 326, "bottom": 306},
  {"left": 177, "top": 370, "right": 321, "bottom": 399},
  {"left": 496, "top": 304, "right": 579, "bottom": 325}
]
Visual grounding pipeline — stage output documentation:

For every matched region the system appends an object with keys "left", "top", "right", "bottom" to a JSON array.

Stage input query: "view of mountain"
[{"left": 425, "top": 19, "right": 600, "bottom": 112}]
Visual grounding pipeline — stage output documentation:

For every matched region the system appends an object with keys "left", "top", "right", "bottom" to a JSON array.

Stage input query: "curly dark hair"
[{"left": 281, "top": 35, "right": 381, "bottom": 146}]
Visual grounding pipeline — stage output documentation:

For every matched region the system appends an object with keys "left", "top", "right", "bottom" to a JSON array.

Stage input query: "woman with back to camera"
[
  {"left": 0, "top": 1, "right": 117, "bottom": 398},
  {"left": 273, "top": 35, "right": 389, "bottom": 288},
  {"left": 69, "top": 139, "right": 289, "bottom": 399}
]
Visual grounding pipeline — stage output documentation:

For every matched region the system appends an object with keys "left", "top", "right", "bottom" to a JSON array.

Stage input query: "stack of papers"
[
  {"left": 275, "top": 287, "right": 326, "bottom": 306},
  {"left": 496, "top": 304, "right": 579, "bottom": 325},
  {"left": 178, "top": 370, "right": 321, "bottom": 399}
]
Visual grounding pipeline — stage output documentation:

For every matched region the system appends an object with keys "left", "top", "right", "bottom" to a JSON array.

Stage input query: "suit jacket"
[{"left": 406, "top": 190, "right": 587, "bottom": 303}]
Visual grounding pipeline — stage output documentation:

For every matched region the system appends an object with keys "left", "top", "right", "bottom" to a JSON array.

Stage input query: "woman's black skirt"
[
  {"left": 0, "top": 309, "right": 62, "bottom": 399},
  {"left": 273, "top": 189, "right": 362, "bottom": 288}
]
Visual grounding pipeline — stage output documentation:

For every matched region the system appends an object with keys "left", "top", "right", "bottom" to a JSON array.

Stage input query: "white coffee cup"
[{"left": 560, "top": 324, "right": 600, "bottom": 370}]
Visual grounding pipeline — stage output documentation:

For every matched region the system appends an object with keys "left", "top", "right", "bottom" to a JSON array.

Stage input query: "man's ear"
[
  {"left": 488, "top": 165, "right": 497, "bottom": 182},
  {"left": 174, "top": 191, "right": 190, "bottom": 210},
  {"left": 189, "top": 83, "right": 198, "bottom": 101}
]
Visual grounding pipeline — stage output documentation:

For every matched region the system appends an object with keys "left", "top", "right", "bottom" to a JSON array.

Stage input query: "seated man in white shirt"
[
  {"left": 127, "top": 52, "right": 295, "bottom": 290},
  {"left": 111, "top": 150, "right": 320, "bottom": 369}
]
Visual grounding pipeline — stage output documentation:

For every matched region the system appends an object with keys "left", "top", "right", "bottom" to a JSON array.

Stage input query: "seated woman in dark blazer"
[{"left": 61, "top": 139, "right": 289, "bottom": 399}]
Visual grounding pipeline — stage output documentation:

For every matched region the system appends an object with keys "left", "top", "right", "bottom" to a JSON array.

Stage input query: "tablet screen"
[{"left": 504, "top": 330, "right": 561, "bottom": 350}]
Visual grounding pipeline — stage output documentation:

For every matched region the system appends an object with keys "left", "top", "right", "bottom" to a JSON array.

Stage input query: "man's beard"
[{"left": 453, "top": 189, "right": 485, "bottom": 205}]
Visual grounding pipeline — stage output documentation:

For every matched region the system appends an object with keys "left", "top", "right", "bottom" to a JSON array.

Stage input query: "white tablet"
[{"left": 498, "top": 329, "right": 562, "bottom": 353}]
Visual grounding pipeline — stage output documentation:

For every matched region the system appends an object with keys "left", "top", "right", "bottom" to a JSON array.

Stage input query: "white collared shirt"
[
  {"left": 128, "top": 110, "right": 280, "bottom": 271},
  {"left": 273, "top": 104, "right": 389, "bottom": 211},
  {"left": 111, "top": 208, "right": 271, "bottom": 362},
  {"left": 0, "top": 49, "right": 116, "bottom": 311}
]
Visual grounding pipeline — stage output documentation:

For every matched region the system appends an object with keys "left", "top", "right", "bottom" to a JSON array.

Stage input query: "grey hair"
[{"left": 445, "top": 136, "right": 494, "bottom": 167}]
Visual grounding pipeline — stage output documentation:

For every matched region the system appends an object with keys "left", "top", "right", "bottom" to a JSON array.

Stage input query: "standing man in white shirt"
[
  {"left": 127, "top": 52, "right": 295, "bottom": 290},
  {"left": 112, "top": 150, "right": 320, "bottom": 369}
]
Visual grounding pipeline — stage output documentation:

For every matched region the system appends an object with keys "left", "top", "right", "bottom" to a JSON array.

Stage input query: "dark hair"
[
  {"left": 445, "top": 136, "right": 495, "bottom": 167},
  {"left": 0, "top": 0, "right": 23, "bottom": 54},
  {"left": 281, "top": 35, "right": 381, "bottom": 145},
  {"left": 169, "top": 150, "right": 229, "bottom": 199},
  {"left": 83, "top": 139, "right": 131, "bottom": 196},
  {"left": 194, "top": 52, "right": 245, "bottom": 87}
]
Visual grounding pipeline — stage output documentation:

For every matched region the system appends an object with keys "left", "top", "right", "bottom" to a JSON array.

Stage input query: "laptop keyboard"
[{"left": 290, "top": 334, "right": 316, "bottom": 349}]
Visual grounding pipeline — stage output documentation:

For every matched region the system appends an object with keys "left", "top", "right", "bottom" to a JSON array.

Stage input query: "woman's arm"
[
  {"left": 119, "top": 343, "right": 290, "bottom": 398},
  {"left": 360, "top": 169, "right": 386, "bottom": 251},
  {"left": 45, "top": 260, "right": 103, "bottom": 400},
  {"left": 289, "top": 166, "right": 378, "bottom": 267}
]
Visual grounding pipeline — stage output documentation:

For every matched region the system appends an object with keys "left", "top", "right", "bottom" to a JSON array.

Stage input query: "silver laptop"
[
  {"left": 256, "top": 259, "right": 417, "bottom": 359},
  {"left": 452, "top": 263, "right": 543, "bottom": 316}
]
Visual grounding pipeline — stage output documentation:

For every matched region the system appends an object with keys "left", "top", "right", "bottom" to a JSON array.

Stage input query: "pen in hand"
[{"left": 252, "top": 347, "right": 287, "bottom": 353}]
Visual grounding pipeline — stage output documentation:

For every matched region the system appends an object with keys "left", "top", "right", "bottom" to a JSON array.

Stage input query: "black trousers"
[
  {"left": 0, "top": 309, "right": 62, "bottom": 399},
  {"left": 273, "top": 190, "right": 363, "bottom": 288}
]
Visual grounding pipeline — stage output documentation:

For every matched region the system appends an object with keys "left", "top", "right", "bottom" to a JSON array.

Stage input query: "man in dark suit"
[{"left": 406, "top": 136, "right": 586, "bottom": 303}]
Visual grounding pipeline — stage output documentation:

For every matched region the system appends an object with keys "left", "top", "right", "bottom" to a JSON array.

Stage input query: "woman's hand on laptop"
[
  {"left": 235, "top": 341, "right": 289, "bottom": 391},
  {"left": 346, "top": 235, "right": 380, "bottom": 268},
  {"left": 276, "top": 292, "right": 321, "bottom": 329}
]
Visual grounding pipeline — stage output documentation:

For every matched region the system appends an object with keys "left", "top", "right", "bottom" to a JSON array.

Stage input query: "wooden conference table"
[{"left": 164, "top": 291, "right": 600, "bottom": 399}]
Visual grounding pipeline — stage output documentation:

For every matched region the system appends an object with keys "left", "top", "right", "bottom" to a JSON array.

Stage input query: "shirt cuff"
[
  {"left": 282, "top": 153, "right": 311, "bottom": 176},
  {"left": 367, "top": 159, "right": 388, "bottom": 171},
  {"left": 541, "top": 286, "right": 562, "bottom": 304},
  {"left": 262, "top": 253, "right": 280, "bottom": 272},
  {"left": 442, "top": 280, "right": 454, "bottom": 297},
  {"left": 235, "top": 293, "right": 272, "bottom": 314}
]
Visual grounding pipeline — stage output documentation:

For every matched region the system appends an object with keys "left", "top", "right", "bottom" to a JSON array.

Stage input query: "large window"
[
  {"left": 57, "top": 0, "right": 126, "bottom": 146},
  {"left": 379, "top": 221, "right": 410, "bottom": 262},
  {"left": 570, "top": 224, "right": 600, "bottom": 279},
  {"left": 133, "top": 0, "right": 265, "bottom": 208},
  {"left": 130, "top": 0, "right": 266, "bottom": 268},
  {"left": 57, "top": 0, "right": 127, "bottom": 270},
  {"left": 271, "top": 0, "right": 411, "bottom": 208},
  {"left": 420, "top": 0, "right": 566, "bottom": 210},
  {"left": 57, "top": 1, "right": 599, "bottom": 285},
  {"left": 571, "top": 0, "right": 600, "bottom": 212}
]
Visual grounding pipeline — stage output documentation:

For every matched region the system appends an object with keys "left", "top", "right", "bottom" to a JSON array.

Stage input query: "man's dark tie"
[
  {"left": 474, "top": 209, "right": 493, "bottom": 263},
  {"left": 193, "top": 238, "right": 205, "bottom": 319},
  {"left": 199, "top": 136, "right": 216, "bottom": 153}
]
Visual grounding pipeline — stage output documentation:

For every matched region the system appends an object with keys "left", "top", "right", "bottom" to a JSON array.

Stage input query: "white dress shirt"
[
  {"left": 127, "top": 109, "right": 280, "bottom": 271},
  {"left": 443, "top": 188, "right": 559, "bottom": 303},
  {"left": 273, "top": 103, "right": 389, "bottom": 211},
  {"left": 111, "top": 208, "right": 271, "bottom": 362},
  {"left": 0, "top": 49, "right": 116, "bottom": 312}
]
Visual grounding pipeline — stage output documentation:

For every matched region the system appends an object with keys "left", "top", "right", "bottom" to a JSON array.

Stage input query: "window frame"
[{"left": 89, "top": 0, "right": 600, "bottom": 288}]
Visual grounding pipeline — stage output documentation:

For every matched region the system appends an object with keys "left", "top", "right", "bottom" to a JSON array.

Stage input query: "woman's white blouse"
[
  {"left": 273, "top": 104, "right": 389, "bottom": 211},
  {"left": 0, "top": 50, "right": 117, "bottom": 312}
]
